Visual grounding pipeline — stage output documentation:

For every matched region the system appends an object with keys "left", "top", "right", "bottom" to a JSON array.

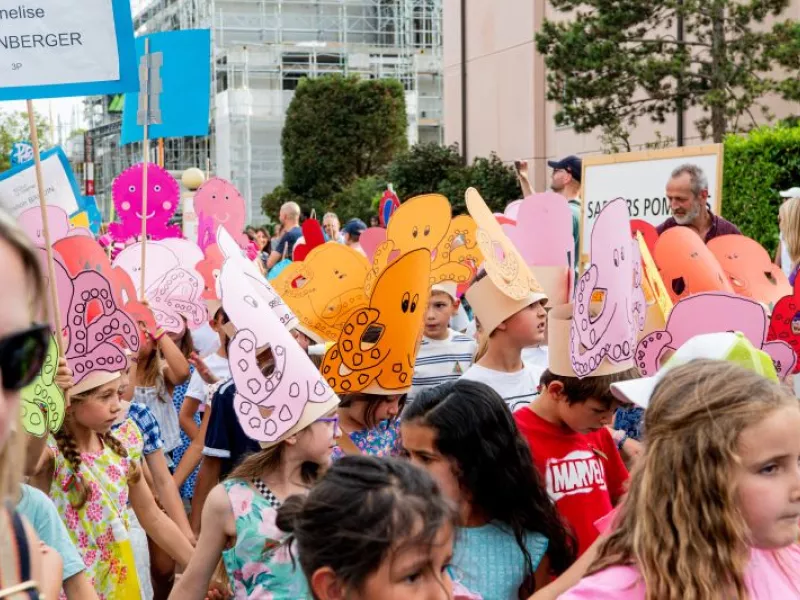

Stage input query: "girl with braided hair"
[{"left": 31, "top": 370, "right": 195, "bottom": 599}]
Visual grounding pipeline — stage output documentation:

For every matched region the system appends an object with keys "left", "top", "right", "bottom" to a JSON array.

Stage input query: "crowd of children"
[{"left": 0, "top": 166, "right": 799, "bottom": 600}]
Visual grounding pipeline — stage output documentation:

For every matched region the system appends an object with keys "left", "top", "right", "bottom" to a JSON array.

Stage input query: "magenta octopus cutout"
[
  {"left": 194, "top": 177, "right": 249, "bottom": 251},
  {"left": 109, "top": 163, "right": 182, "bottom": 243},
  {"left": 41, "top": 249, "right": 140, "bottom": 385},
  {"left": 571, "top": 198, "right": 646, "bottom": 378},
  {"left": 637, "top": 291, "right": 796, "bottom": 380}
]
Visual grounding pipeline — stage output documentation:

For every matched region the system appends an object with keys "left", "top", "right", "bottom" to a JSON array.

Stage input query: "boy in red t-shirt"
[{"left": 514, "top": 304, "right": 638, "bottom": 556}]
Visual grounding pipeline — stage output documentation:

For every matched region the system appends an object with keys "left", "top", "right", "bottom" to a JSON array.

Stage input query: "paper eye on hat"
[
  {"left": 654, "top": 227, "right": 732, "bottom": 302},
  {"left": 568, "top": 199, "right": 643, "bottom": 378},
  {"left": 274, "top": 242, "right": 371, "bottom": 344},
  {"left": 321, "top": 248, "right": 432, "bottom": 395},
  {"left": 708, "top": 234, "right": 791, "bottom": 311},
  {"left": 638, "top": 292, "right": 796, "bottom": 380}
]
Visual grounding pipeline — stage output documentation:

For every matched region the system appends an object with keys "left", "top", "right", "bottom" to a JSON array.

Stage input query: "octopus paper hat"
[
  {"left": 273, "top": 242, "right": 371, "bottom": 344},
  {"left": 109, "top": 163, "right": 182, "bottom": 243},
  {"left": 464, "top": 188, "right": 547, "bottom": 335},
  {"left": 549, "top": 199, "right": 646, "bottom": 379},
  {"left": 321, "top": 248, "right": 432, "bottom": 395},
  {"left": 218, "top": 246, "right": 339, "bottom": 447},
  {"left": 194, "top": 177, "right": 250, "bottom": 252}
]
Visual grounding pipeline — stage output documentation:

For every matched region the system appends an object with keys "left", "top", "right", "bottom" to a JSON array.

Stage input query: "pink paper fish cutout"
[{"left": 109, "top": 163, "right": 182, "bottom": 243}]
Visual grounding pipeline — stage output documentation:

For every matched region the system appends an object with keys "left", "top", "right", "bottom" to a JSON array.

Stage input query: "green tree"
[
  {"left": 0, "top": 110, "right": 50, "bottom": 172},
  {"left": 260, "top": 184, "right": 304, "bottom": 222},
  {"left": 387, "top": 142, "right": 464, "bottom": 201},
  {"left": 438, "top": 153, "right": 520, "bottom": 214},
  {"left": 537, "top": 0, "right": 800, "bottom": 143},
  {"left": 279, "top": 75, "right": 407, "bottom": 210},
  {"left": 329, "top": 176, "right": 386, "bottom": 223}
]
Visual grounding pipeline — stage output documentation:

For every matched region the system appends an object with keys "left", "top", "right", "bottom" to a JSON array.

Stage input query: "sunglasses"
[{"left": 0, "top": 323, "right": 49, "bottom": 391}]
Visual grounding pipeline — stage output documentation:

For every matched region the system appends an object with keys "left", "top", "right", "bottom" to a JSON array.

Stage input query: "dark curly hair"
[{"left": 403, "top": 380, "right": 577, "bottom": 598}]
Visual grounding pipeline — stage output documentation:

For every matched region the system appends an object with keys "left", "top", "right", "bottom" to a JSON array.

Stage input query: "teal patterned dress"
[{"left": 221, "top": 480, "right": 310, "bottom": 599}]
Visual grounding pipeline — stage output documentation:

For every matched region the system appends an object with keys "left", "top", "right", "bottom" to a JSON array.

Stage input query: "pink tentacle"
[
  {"left": 634, "top": 331, "right": 673, "bottom": 377},
  {"left": 763, "top": 340, "right": 797, "bottom": 380},
  {"left": 70, "top": 343, "right": 129, "bottom": 384}
]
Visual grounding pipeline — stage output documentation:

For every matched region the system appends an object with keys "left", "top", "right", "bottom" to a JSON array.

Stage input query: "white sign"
[
  {"left": 0, "top": 151, "right": 80, "bottom": 218},
  {"left": 0, "top": 0, "right": 120, "bottom": 88},
  {"left": 580, "top": 145, "right": 723, "bottom": 258}
]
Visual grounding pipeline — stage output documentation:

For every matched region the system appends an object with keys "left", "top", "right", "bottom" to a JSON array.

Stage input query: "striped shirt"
[{"left": 410, "top": 330, "right": 477, "bottom": 399}]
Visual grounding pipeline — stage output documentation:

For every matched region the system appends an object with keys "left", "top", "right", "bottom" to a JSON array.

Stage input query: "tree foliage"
[
  {"left": 329, "top": 175, "right": 386, "bottom": 223},
  {"left": 0, "top": 110, "right": 50, "bottom": 173},
  {"left": 537, "top": 0, "right": 800, "bottom": 143},
  {"left": 438, "top": 154, "right": 520, "bottom": 214},
  {"left": 277, "top": 75, "right": 407, "bottom": 212},
  {"left": 387, "top": 143, "right": 464, "bottom": 201},
  {"left": 260, "top": 184, "right": 304, "bottom": 221}
]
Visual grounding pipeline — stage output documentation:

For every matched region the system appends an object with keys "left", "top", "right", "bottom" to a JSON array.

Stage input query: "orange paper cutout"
[
  {"left": 274, "top": 242, "right": 371, "bottom": 343},
  {"left": 636, "top": 231, "right": 673, "bottom": 322},
  {"left": 465, "top": 187, "right": 544, "bottom": 301},
  {"left": 708, "top": 234, "right": 791, "bottom": 311},
  {"left": 321, "top": 248, "right": 432, "bottom": 394},
  {"left": 653, "top": 227, "right": 732, "bottom": 302}
]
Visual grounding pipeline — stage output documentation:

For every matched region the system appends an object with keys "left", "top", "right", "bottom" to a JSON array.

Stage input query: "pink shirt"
[{"left": 560, "top": 545, "right": 800, "bottom": 599}]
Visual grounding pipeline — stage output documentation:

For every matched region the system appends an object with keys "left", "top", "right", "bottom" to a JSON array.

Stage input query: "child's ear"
[
  {"left": 546, "top": 380, "right": 566, "bottom": 400},
  {"left": 310, "top": 567, "right": 346, "bottom": 600}
]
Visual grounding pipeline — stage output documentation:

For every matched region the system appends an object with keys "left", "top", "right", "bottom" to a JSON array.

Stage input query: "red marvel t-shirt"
[{"left": 514, "top": 406, "right": 629, "bottom": 556}]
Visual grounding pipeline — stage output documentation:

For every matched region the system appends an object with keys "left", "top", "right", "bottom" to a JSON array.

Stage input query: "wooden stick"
[
  {"left": 140, "top": 36, "right": 151, "bottom": 300},
  {"left": 26, "top": 100, "right": 64, "bottom": 356}
]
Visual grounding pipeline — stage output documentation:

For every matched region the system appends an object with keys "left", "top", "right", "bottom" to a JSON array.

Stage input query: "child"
[
  {"left": 403, "top": 380, "right": 576, "bottom": 599},
  {"left": 461, "top": 269, "right": 549, "bottom": 411},
  {"left": 170, "top": 323, "right": 201, "bottom": 501},
  {"left": 276, "top": 456, "right": 469, "bottom": 600},
  {"left": 561, "top": 359, "right": 800, "bottom": 599},
  {"left": 32, "top": 369, "right": 195, "bottom": 599},
  {"left": 409, "top": 282, "right": 477, "bottom": 401},
  {"left": 514, "top": 304, "right": 636, "bottom": 556}
]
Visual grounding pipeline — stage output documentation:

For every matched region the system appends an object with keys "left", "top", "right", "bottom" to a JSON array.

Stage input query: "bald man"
[{"left": 267, "top": 201, "right": 302, "bottom": 269}]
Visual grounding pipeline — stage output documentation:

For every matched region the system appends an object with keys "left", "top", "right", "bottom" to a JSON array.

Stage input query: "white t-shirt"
[
  {"left": 450, "top": 303, "right": 471, "bottom": 333},
  {"left": 781, "top": 233, "right": 793, "bottom": 279},
  {"left": 522, "top": 345, "right": 549, "bottom": 372},
  {"left": 410, "top": 329, "right": 478, "bottom": 399},
  {"left": 191, "top": 322, "right": 221, "bottom": 358},
  {"left": 185, "top": 353, "right": 232, "bottom": 407},
  {"left": 460, "top": 362, "right": 545, "bottom": 412}
]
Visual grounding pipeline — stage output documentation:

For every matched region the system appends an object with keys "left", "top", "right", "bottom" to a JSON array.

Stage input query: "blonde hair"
[
  {"left": 589, "top": 360, "right": 797, "bottom": 600},
  {"left": 780, "top": 196, "right": 800, "bottom": 266}
]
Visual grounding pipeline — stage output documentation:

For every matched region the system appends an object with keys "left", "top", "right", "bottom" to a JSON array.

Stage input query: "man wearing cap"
[
  {"left": 776, "top": 187, "right": 800, "bottom": 279},
  {"left": 548, "top": 155, "right": 583, "bottom": 270},
  {"left": 342, "top": 218, "right": 367, "bottom": 256},
  {"left": 658, "top": 164, "right": 741, "bottom": 242}
]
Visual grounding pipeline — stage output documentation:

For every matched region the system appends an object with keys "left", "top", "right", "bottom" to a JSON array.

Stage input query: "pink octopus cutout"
[
  {"left": 636, "top": 291, "right": 796, "bottom": 380},
  {"left": 19, "top": 205, "right": 93, "bottom": 246},
  {"left": 571, "top": 198, "right": 646, "bottom": 378},
  {"left": 109, "top": 163, "right": 182, "bottom": 243},
  {"left": 41, "top": 248, "right": 140, "bottom": 385},
  {"left": 197, "top": 243, "right": 224, "bottom": 300},
  {"left": 194, "top": 177, "right": 249, "bottom": 251}
]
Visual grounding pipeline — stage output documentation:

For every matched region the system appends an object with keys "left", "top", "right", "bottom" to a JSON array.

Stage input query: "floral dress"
[
  {"left": 172, "top": 365, "right": 199, "bottom": 498},
  {"left": 331, "top": 418, "right": 401, "bottom": 460},
  {"left": 221, "top": 480, "right": 310, "bottom": 599},
  {"left": 48, "top": 421, "right": 143, "bottom": 600}
]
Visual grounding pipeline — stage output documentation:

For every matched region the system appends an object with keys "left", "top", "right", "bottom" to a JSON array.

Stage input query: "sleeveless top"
[
  {"left": 0, "top": 504, "right": 39, "bottom": 599},
  {"left": 133, "top": 384, "right": 182, "bottom": 453},
  {"left": 221, "top": 479, "right": 310, "bottom": 599}
]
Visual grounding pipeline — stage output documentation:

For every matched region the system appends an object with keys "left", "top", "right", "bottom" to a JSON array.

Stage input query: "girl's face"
[
  {"left": 736, "top": 405, "right": 800, "bottom": 549},
  {"left": 70, "top": 379, "right": 124, "bottom": 434},
  {"left": 355, "top": 522, "right": 454, "bottom": 600},
  {"left": 0, "top": 239, "right": 35, "bottom": 449},
  {"left": 256, "top": 230, "right": 268, "bottom": 248},
  {"left": 401, "top": 423, "right": 464, "bottom": 513},
  {"left": 348, "top": 395, "right": 402, "bottom": 426},
  {"left": 296, "top": 417, "right": 340, "bottom": 465}
]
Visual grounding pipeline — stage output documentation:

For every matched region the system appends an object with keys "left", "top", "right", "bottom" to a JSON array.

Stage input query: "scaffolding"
[{"left": 85, "top": 0, "right": 443, "bottom": 224}]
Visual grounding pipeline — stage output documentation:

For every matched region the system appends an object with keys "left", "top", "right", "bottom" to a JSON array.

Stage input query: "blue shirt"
[
  {"left": 275, "top": 226, "right": 302, "bottom": 258},
  {"left": 17, "top": 484, "right": 86, "bottom": 581},
  {"left": 454, "top": 522, "right": 548, "bottom": 600},
  {"left": 117, "top": 402, "right": 165, "bottom": 456},
  {"left": 203, "top": 379, "right": 261, "bottom": 478}
]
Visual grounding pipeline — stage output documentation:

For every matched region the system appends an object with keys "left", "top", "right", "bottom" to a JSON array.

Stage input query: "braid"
[
  {"left": 102, "top": 431, "right": 141, "bottom": 484},
  {"left": 53, "top": 427, "right": 89, "bottom": 509}
]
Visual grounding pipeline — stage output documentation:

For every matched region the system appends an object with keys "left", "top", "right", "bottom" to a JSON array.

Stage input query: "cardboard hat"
[
  {"left": 768, "top": 276, "right": 800, "bottom": 375},
  {"left": 71, "top": 370, "right": 123, "bottom": 397},
  {"left": 561, "top": 199, "right": 645, "bottom": 378},
  {"left": 273, "top": 242, "right": 371, "bottom": 344},
  {"left": 321, "top": 248, "right": 432, "bottom": 395},
  {"left": 464, "top": 188, "right": 547, "bottom": 334},
  {"left": 431, "top": 282, "right": 458, "bottom": 300},
  {"left": 612, "top": 332, "right": 778, "bottom": 409}
]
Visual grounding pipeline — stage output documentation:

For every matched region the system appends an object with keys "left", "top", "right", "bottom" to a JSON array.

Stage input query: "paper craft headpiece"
[
  {"left": 639, "top": 292, "right": 796, "bottom": 380},
  {"left": 367, "top": 193, "right": 481, "bottom": 295},
  {"left": 197, "top": 243, "right": 224, "bottom": 301},
  {"left": 502, "top": 192, "right": 574, "bottom": 306},
  {"left": 708, "top": 234, "right": 791, "bottom": 311},
  {"left": 551, "top": 198, "right": 645, "bottom": 378},
  {"left": 654, "top": 226, "right": 732, "bottom": 302},
  {"left": 630, "top": 219, "right": 658, "bottom": 256},
  {"left": 379, "top": 188, "right": 400, "bottom": 227},
  {"left": 636, "top": 231, "right": 673, "bottom": 335},
  {"left": 194, "top": 177, "right": 249, "bottom": 251},
  {"left": 19, "top": 205, "right": 89, "bottom": 246},
  {"left": 109, "top": 163, "right": 182, "bottom": 242},
  {"left": 321, "top": 248, "right": 432, "bottom": 395},
  {"left": 21, "top": 335, "right": 66, "bottom": 437},
  {"left": 465, "top": 188, "right": 547, "bottom": 335},
  {"left": 292, "top": 218, "right": 326, "bottom": 262},
  {"left": 768, "top": 277, "right": 800, "bottom": 374},
  {"left": 274, "top": 242, "right": 371, "bottom": 344},
  {"left": 219, "top": 253, "right": 339, "bottom": 445},
  {"left": 113, "top": 240, "right": 208, "bottom": 334}
]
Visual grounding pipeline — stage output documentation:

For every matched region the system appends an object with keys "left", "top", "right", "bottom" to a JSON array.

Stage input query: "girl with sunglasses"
[{"left": 0, "top": 211, "right": 66, "bottom": 599}]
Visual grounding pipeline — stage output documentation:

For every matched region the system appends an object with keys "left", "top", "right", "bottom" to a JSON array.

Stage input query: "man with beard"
[{"left": 657, "top": 164, "right": 740, "bottom": 242}]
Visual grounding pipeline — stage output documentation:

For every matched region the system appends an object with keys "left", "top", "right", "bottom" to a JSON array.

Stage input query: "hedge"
[{"left": 723, "top": 125, "right": 800, "bottom": 255}]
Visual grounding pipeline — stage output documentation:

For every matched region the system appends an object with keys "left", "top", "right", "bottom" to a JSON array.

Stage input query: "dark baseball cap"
[
  {"left": 547, "top": 155, "right": 583, "bottom": 182},
  {"left": 342, "top": 218, "right": 367, "bottom": 236}
]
